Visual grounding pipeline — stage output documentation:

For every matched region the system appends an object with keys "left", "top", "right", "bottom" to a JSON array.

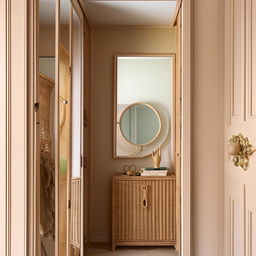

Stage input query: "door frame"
[
  {"left": 180, "top": 0, "right": 192, "bottom": 255},
  {"left": 25, "top": 0, "right": 192, "bottom": 256}
]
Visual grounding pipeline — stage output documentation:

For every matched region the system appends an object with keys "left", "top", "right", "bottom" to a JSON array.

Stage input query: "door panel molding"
[
  {"left": 246, "top": 0, "right": 256, "bottom": 119},
  {"left": 226, "top": 178, "right": 244, "bottom": 256},
  {"left": 245, "top": 184, "right": 256, "bottom": 256},
  {"left": 229, "top": 0, "right": 245, "bottom": 120}
]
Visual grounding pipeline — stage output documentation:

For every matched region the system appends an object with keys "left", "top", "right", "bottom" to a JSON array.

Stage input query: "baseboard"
[{"left": 90, "top": 232, "right": 111, "bottom": 243}]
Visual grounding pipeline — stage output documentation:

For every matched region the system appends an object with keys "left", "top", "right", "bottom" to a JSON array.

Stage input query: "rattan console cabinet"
[{"left": 112, "top": 174, "right": 176, "bottom": 250}]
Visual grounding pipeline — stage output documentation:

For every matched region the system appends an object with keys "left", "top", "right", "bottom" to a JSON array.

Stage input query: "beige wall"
[
  {"left": 39, "top": 24, "right": 69, "bottom": 57},
  {"left": 192, "top": 0, "right": 224, "bottom": 255},
  {"left": 39, "top": 25, "right": 55, "bottom": 56},
  {"left": 90, "top": 27, "right": 177, "bottom": 241}
]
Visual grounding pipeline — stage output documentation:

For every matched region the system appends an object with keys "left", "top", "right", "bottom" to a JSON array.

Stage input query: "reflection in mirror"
[
  {"left": 120, "top": 103, "right": 161, "bottom": 145},
  {"left": 71, "top": 8, "right": 82, "bottom": 179},
  {"left": 69, "top": 7, "right": 83, "bottom": 255},
  {"left": 38, "top": 0, "right": 84, "bottom": 255},
  {"left": 39, "top": 0, "right": 56, "bottom": 255},
  {"left": 59, "top": 0, "right": 71, "bottom": 255},
  {"left": 114, "top": 55, "right": 174, "bottom": 159}
]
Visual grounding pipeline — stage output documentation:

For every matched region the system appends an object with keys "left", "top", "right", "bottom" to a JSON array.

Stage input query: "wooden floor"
[{"left": 87, "top": 244, "right": 179, "bottom": 256}]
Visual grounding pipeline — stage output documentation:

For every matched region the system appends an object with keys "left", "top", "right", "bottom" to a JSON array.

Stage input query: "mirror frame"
[
  {"left": 113, "top": 53, "right": 176, "bottom": 159},
  {"left": 119, "top": 102, "right": 162, "bottom": 146}
]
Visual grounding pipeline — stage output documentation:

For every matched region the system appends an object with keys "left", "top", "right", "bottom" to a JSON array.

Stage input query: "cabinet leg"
[{"left": 112, "top": 244, "right": 116, "bottom": 251}]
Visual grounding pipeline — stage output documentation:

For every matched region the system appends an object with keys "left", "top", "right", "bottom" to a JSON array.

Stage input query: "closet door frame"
[
  {"left": 56, "top": 1, "right": 85, "bottom": 255},
  {"left": 180, "top": 1, "right": 192, "bottom": 256},
  {"left": 26, "top": 0, "right": 85, "bottom": 255},
  {"left": 26, "top": 0, "right": 191, "bottom": 256},
  {"left": 27, "top": 0, "right": 40, "bottom": 255}
]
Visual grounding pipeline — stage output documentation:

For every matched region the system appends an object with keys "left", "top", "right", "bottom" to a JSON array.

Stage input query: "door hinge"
[
  {"left": 69, "top": 66, "right": 72, "bottom": 75},
  {"left": 68, "top": 199, "right": 71, "bottom": 209},
  {"left": 81, "top": 155, "right": 83, "bottom": 167}
]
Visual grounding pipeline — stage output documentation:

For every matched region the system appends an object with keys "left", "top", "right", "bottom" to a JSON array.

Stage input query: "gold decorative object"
[
  {"left": 152, "top": 148, "right": 161, "bottom": 168},
  {"left": 123, "top": 164, "right": 136, "bottom": 176},
  {"left": 228, "top": 133, "right": 256, "bottom": 170}
]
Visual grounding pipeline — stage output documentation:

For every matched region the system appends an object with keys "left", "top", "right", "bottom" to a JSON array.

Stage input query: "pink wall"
[{"left": 192, "top": 0, "right": 224, "bottom": 255}]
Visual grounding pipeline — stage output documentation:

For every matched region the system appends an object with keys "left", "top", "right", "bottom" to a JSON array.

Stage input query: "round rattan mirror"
[{"left": 119, "top": 102, "right": 161, "bottom": 146}]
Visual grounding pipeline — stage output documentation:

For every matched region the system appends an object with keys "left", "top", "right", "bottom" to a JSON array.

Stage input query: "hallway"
[{"left": 0, "top": 0, "right": 228, "bottom": 255}]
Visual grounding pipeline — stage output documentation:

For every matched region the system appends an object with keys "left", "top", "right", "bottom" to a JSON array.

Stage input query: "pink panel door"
[{"left": 225, "top": 0, "right": 256, "bottom": 255}]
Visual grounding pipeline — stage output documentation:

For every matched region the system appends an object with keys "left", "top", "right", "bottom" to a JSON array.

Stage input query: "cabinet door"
[{"left": 113, "top": 179, "right": 176, "bottom": 243}]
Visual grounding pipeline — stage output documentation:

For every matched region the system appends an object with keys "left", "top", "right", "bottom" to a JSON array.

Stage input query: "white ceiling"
[{"left": 83, "top": 0, "right": 177, "bottom": 26}]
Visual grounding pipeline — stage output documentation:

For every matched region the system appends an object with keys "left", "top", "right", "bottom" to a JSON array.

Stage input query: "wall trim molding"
[
  {"left": 181, "top": 0, "right": 192, "bottom": 255},
  {"left": 217, "top": 0, "right": 225, "bottom": 256},
  {"left": 6, "top": 0, "right": 11, "bottom": 254},
  {"left": 0, "top": 0, "right": 8, "bottom": 255}
]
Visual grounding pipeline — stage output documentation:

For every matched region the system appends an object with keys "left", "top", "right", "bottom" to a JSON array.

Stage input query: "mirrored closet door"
[
  {"left": 69, "top": 7, "right": 84, "bottom": 256},
  {"left": 38, "top": 0, "right": 84, "bottom": 255},
  {"left": 39, "top": 0, "right": 56, "bottom": 254}
]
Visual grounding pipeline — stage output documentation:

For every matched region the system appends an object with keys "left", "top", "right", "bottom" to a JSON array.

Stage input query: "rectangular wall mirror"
[{"left": 113, "top": 54, "right": 175, "bottom": 162}]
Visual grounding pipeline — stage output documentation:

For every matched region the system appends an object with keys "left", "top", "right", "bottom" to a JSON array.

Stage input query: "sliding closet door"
[
  {"left": 69, "top": 6, "right": 84, "bottom": 256},
  {"left": 37, "top": 1, "right": 85, "bottom": 255}
]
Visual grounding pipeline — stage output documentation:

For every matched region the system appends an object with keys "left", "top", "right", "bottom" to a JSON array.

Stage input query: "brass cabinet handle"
[{"left": 142, "top": 185, "right": 148, "bottom": 208}]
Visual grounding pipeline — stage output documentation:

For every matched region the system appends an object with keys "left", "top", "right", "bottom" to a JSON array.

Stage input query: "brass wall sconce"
[{"left": 228, "top": 133, "right": 256, "bottom": 170}]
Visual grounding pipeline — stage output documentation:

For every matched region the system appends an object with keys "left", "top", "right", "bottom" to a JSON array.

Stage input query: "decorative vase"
[{"left": 152, "top": 148, "right": 161, "bottom": 168}]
